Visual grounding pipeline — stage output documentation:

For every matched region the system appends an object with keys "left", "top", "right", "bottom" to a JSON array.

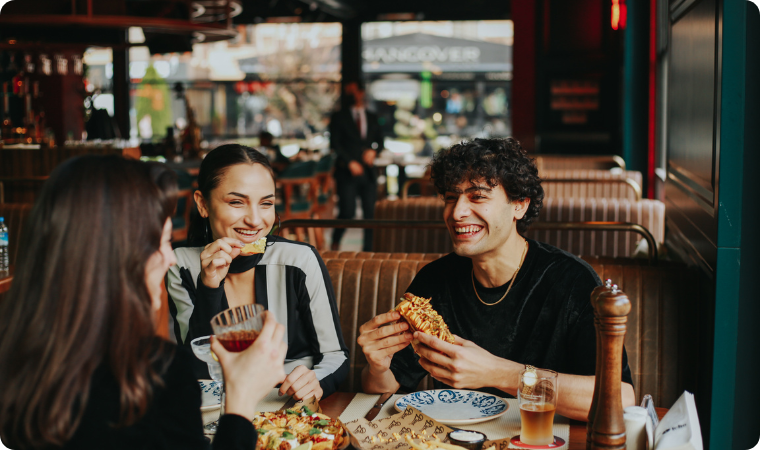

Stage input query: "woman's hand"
[
  {"left": 211, "top": 311, "right": 287, "bottom": 420},
  {"left": 199, "top": 238, "right": 244, "bottom": 288},
  {"left": 279, "top": 365, "right": 323, "bottom": 401}
]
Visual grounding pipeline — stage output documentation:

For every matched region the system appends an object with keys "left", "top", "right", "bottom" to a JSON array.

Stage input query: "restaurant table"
[{"left": 204, "top": 390, "right": 667, "bottom": 450}]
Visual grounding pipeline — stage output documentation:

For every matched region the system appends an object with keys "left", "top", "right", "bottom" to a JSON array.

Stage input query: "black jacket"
[{"left": 328, "top": 108, "right": 383, "bottom": 170}]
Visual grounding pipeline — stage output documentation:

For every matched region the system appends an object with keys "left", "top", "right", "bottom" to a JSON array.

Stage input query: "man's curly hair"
[{"left": 429, "top": 138, "right": 543, "bottom": 234}]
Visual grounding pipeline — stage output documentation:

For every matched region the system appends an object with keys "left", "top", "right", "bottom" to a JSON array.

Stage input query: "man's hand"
[
  {"left": 348, "top": 160, "right": 364, "bottom": 176},
  {"left": 199, "top": 237, "right": 244, "bottom": 288},
  {"left": 279, "top": 365, "right": 323, "bottom": 401},
  {"left": 357, "top": 311, "right": 413, "bottom": 375},
  {"left": 361, "top": 149, "right": 376, "bottom": 167},
  {"left": 414, "top": 332, "right": 511, "bottom": 390}
]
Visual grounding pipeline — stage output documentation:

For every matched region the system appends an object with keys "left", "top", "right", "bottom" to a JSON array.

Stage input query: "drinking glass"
[
  {"left": 210, "top": 304, "right": 266, "bottom": 351},
  {"left": 191, "top": 336, "right": 223, "bottom": 383},
  {"left": 210, "top": 305, "right": 266, "bottom": 419},
  {"left": 191, "top": 335, "right": 224, "bottom": 432},
  {"left": 517, "top": 366, "right": 559, "bottom": 446}
]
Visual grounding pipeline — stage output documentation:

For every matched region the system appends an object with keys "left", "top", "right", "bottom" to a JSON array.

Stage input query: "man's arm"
[
  {"left": 357, "top": 311, "right": 413, "bottom": 394},
  {"left": 413, "top": 332, "right": 635, "bottom": 421},
  {"left": 361, "top": 364, "right": 401, "bottom": 394}
]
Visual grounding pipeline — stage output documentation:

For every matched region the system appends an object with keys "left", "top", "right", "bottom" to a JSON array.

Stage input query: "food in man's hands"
[
  {"left": 241, "top": 237, "right": 267, "bottom": 255},
  {"left": 252, "top": 405, "right": 346, "bottom": 450},
  {"left": 396, "top": 293, "right": 455, "bottom": 346}
]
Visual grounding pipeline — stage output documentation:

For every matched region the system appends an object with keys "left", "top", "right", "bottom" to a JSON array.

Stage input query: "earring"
[{"left": 205, "top": 219, "right": 211, "bottom": 243}]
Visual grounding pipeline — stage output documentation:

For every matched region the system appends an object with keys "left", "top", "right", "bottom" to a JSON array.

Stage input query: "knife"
[{"left": 364, "top": 391, "right": 396, "bottom": 421}]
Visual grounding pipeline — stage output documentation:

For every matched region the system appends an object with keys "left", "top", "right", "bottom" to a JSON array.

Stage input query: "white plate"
[
  {"left": 394, "top": 389, "right": 509, "bottom": 425},
  {"left": 199, "top": 380, "right": 222, "bottom": 411}
]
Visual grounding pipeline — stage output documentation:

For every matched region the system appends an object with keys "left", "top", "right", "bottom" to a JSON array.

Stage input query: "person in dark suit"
[{"left": 329, "top": 81, "right": 384, "bottom": 251}]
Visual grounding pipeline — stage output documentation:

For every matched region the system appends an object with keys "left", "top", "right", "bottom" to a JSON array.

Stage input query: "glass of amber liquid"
[
  {"left": 517, "top": 367, "right": 558, "bottom": 446},
  {"left": 211, "top": 304, "right": 266, "bottom": 352}
]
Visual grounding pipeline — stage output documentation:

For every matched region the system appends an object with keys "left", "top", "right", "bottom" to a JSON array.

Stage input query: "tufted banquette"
[{"left": 322, "top": 251, "right": 700, "bottom": 410}]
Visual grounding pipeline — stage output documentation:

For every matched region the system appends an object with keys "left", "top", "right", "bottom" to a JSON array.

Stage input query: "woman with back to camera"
[
  {"left": 167, "top": 144, "right": 348, "bottom": 401},
  {"left": 0, "top": 155, "right": 287, "bottom": 450}
]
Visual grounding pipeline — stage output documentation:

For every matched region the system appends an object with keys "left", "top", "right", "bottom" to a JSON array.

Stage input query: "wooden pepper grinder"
[
  {"left": 586, "top": 279, "right": 613, "bottom": 449},
  {"left": 587, "top": 282, "right": 630, "bottom": 450}
]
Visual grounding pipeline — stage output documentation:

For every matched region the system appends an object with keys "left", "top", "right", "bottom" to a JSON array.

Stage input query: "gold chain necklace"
[{"left": 471, "top": 240, "right": 529, "bottom": 306}]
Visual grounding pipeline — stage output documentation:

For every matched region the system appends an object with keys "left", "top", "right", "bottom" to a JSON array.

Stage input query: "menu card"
[{"left": 345, "top": 406, "right": 455, "bottom": 450}]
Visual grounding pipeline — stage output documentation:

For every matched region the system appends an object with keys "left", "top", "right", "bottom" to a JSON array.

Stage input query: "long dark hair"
[
  {"left": 187, "top": 144, "right": 275, "bottom": 246},
  {"left": 0, "top": 155, "right": 178, "bottom": 448}
]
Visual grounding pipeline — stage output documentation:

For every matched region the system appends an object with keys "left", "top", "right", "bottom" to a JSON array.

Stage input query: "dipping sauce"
[{"left": 448, "top": 430, "right": 486, "bottom": 450}]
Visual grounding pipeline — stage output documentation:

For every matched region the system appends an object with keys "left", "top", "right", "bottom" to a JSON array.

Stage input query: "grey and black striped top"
[{"left": 166, "top": 237, "right": 349, "bottom": 397}]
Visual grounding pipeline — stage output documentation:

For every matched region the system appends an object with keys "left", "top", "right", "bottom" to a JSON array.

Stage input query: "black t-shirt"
[{"left": 390, "top": 239, "right": 633, "bottom": 397}]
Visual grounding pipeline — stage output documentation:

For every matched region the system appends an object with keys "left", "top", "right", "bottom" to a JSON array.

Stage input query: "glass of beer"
[
  {"left": 211, "top": 304, "right": 266, "bottom": 352},
  {"left": 518, "top": 366, "right": 558, "bottom": 446}
]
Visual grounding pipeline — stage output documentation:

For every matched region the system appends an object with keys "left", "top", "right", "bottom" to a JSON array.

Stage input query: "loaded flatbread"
[{"left": 252, "top": 405, "right": 346, "bottom": 450}]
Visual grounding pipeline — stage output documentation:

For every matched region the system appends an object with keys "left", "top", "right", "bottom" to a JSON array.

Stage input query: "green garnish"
[
  {"left": 302, "top": 406, "right": 315, "bottom": 416},
  {"left": 257, "top": 429, "right": 267, "bottom": 436},
  {"left": 313, "top": 419, "right": 330, "bottom": 426},
  {"left": 282, "top": 431, "right": 295, "bottom": 440},
  {"left": 309, "top": 428, "right": 322, "bottom": 436},
  {"left": 285, "top": 409, "right": 298, "bottom": 415}
]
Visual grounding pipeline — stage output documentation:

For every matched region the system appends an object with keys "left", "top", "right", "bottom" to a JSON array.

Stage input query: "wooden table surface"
[{"left": 319, "top": 392, "right": 667, "bottom": 450}]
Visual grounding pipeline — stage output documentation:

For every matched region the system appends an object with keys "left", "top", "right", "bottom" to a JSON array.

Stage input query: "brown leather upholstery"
[
  {"left": 541, "top": 169, "right": 643, "bottom": 201},
  {"left": 321, "top": 251, "right": 445, "bottom": 261},
  {"left": 324, "top": 252, "right": 693, "bottom": 407},
  {"left": 372, "top": 197, "right": 453, "bottom": 253},
  {"left": 534, "top": 154, "right": 626, "bottom": 172},
  {"left": 373, "top": 197, "right": 665, "bottom": 258},
  {"left": 0, "top": 203, "right": 33, "bottom": 267},
  {"left": 529, "top": 197, "right": 665, "bottom": 258},
  {"left": 325, "top": 258, "right": 433, "bottom": 392}
]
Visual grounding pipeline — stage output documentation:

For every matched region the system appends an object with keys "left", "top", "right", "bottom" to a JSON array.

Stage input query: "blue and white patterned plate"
[
  {"left": 199, "top": 380, "right": 222, "bottom": 411},
  {"left": 394, "top": 389, "right": 509, "bottom": 425}
]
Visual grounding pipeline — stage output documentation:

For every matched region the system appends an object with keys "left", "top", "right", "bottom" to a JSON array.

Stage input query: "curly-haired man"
[{"left": 357, "top": 138, "right": 634, "bottom": 421}]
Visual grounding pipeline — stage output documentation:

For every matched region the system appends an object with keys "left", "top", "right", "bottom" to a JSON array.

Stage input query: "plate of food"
[
  {"left": 252, "top": 404, "right": 349, "bottom": 450},
  {"left": 199, "top": 380, "right": 222, "bottom": 412},
  {"left": 394, "top": 390, "right": 508, "bottom": 426}
]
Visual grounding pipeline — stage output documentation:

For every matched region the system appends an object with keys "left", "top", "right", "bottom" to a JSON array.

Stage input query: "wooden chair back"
[{"left": 276, "top": 161, "right": 322, "bottom": 248}]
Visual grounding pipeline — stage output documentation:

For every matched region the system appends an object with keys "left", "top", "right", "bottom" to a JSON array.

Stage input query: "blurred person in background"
[
  {"left": 328, "top": 80, "right": 384, "bottom": 251},
  {"left": 0, "top": 155, "right": 287, "bottom": 450}
]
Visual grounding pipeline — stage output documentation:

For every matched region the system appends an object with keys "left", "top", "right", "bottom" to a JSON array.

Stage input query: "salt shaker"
[{"left": 623, "top": 406, "right": 652, "bottom": 450}]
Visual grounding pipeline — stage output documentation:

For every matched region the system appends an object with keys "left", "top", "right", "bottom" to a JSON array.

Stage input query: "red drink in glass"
[{"left": 217, "top": 329, "right": 261, "bottom": 352}]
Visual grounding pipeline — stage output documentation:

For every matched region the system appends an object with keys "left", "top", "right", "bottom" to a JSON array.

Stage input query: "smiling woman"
[{"left": 166, "top": 144, "right": 349, "bottom": 401}]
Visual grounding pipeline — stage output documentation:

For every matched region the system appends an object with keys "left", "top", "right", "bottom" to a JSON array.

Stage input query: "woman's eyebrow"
[
  {"left": 260, "top": 194, "right": 275, "bottom": 200},
  {"left": 227, "top": 191, "right": 249, "bottom": 199}
]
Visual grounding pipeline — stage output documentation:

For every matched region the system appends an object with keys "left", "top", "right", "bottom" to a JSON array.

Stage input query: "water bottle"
[{"left": 0, "top": 217, "right": 8, "bottom": 277}]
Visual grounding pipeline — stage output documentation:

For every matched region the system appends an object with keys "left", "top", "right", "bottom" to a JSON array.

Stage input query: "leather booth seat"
[
  {"left": 323, "top": 252, "right": 698, "bottom": 409},
  {"left": 541, "top": 169, "right": 643, "bottom": 202},
  {"left": 373, "top": 196, "right": 665, "bottom": 258}
]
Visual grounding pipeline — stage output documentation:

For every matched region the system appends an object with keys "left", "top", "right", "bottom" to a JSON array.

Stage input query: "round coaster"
[{"left": 509, "top": 436, "right": 566, "bottom": 449}]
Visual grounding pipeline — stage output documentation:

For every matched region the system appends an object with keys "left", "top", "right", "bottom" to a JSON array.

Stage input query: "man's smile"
[{"left": 453, "top": 224, "right": 484, "bottom": 237}]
